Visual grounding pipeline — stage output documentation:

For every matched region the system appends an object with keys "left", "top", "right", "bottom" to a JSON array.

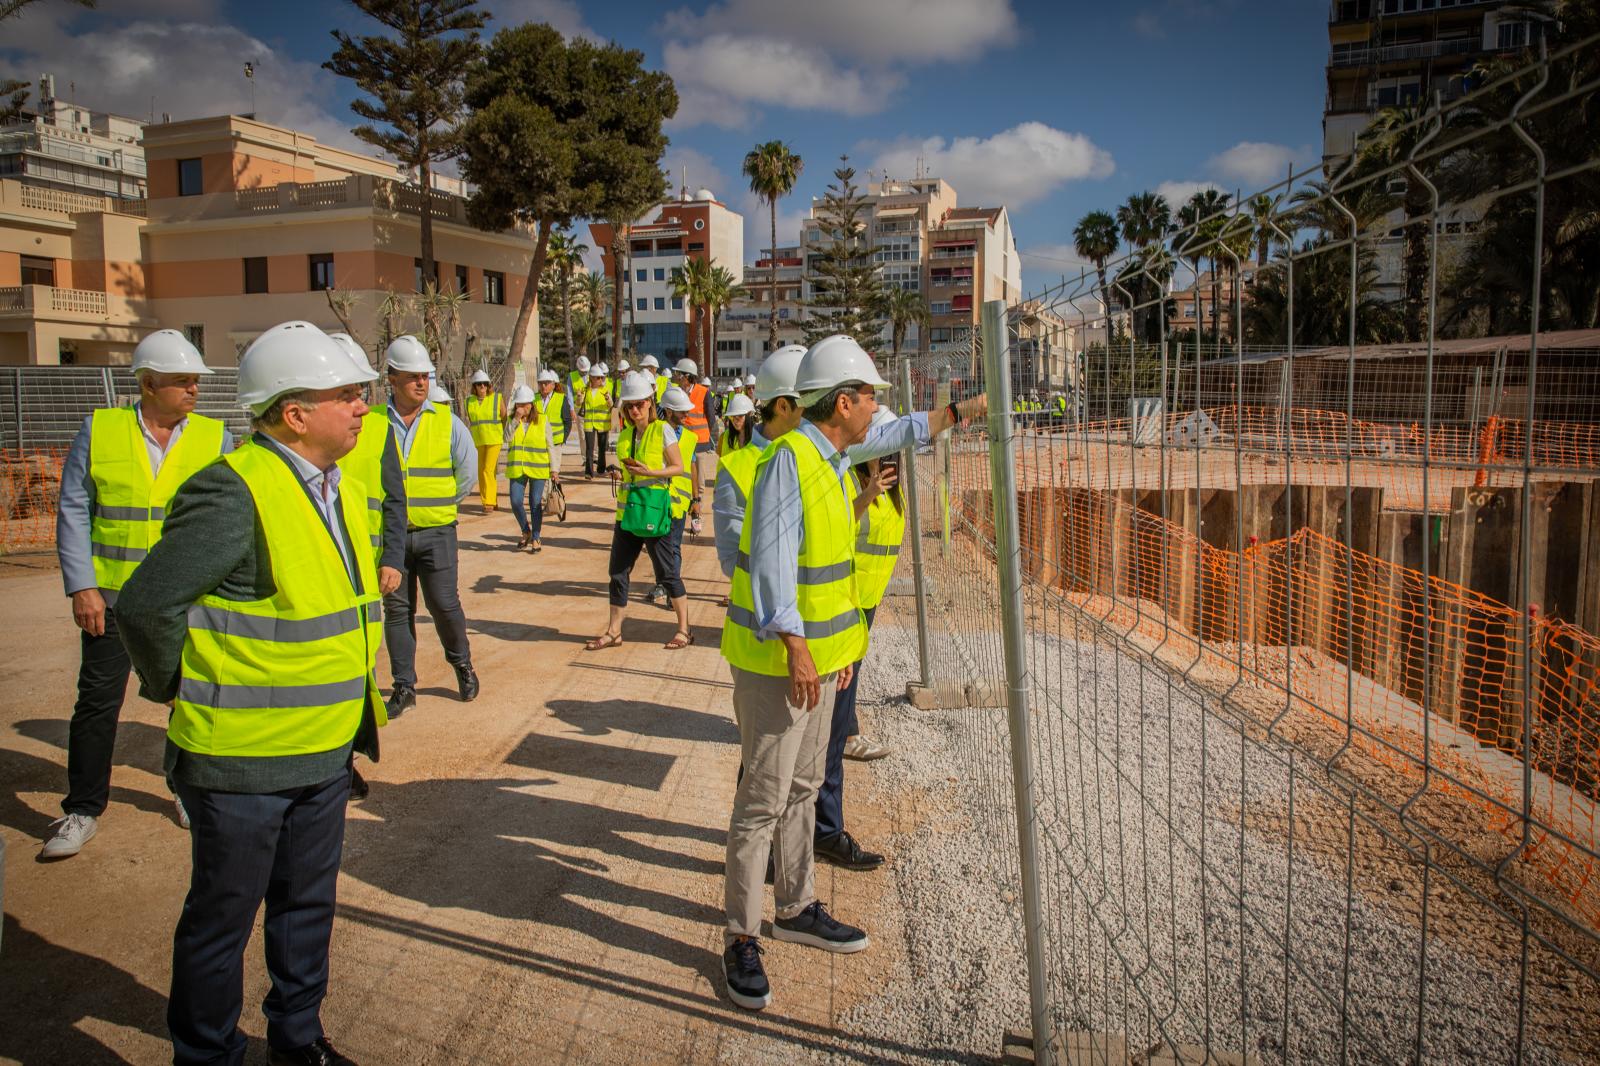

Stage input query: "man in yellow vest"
[
  {"left": 465, "top": 369, "right": 505, "bottom": 513},
  {"left": 580, "top": 363, "right": 613, "bottom": 479},
  {"left": 42, "top": 329, "right": 232, "bottom": 860},
  {"left": 114, "top": 320, "right": 380, "bottom": 1066},
  {"left": 640, "top": 354, "right": 669, "bottom": 404},
  {"left": 536, "top": 367, "right": 571, "bottom": 450},
  {"left": 381, "top": 335, "right": 478, "bottom": 719},
  {"left": 567, "top": 355, "right": 590, "bottom": 406}
]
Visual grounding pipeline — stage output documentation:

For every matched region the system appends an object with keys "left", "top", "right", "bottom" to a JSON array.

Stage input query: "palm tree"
[
  {"left": 1116, "top": 191, "right": 1172, "bottom": 250},
  {"left": 1359, "top": 103, "right": 1433, "bottom": 340},
  {"left": 1175, "top": 189, "right": 1230, "bottom": 342},
  {"left": 671, "top": 257, "right": 716, "bottom": 366},
  {"left": 1249, "top": 193, "right": 1280, "bottom": 267},
  {"left": 704, "top": 265, "right": 746, "bottom": 377},
  {"left": 574, "top": 272, "right": 612, "bottom": 359},
  {"left": 1072, "top": 210, "right": 1120, "bottom": 340},
  {"left": 545, "top": 230, "right": 587, "bottom": 364},
  {"left": 742, "top": 141, "right": 804, "bottom": 353},
  {"left": 882, "top": 285, "right": 930, "bottom": 360}
]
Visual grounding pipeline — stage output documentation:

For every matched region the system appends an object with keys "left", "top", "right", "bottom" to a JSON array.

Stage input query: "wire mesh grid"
[{"left": 878, "top": 34, "right": 1600, "bottom": 1065}]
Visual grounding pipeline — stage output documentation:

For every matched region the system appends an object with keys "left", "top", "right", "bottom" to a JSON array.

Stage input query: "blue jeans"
[
  {"left": 509, "top": 477, "right": 547, "bottom": 539},
  {"left": 815, "top": 605, "right": 876, "bottom": 841}
]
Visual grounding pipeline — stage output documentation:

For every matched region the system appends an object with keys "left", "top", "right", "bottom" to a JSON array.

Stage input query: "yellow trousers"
[{"left": 476, "top": 443, "right": 501, "bottom": 509}]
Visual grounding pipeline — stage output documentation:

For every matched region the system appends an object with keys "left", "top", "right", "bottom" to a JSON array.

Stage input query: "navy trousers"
[
  {"left": 815, "top": 605, "right": 876, "bottom": 841},
  {"left": 169, "top": 769, "right": 349, "bottom": 1066},
  {"left": 384, "top": 524, "right": 473, "bottom": 688},
  {"left": 63, "top": 608, "right": 132, "bottom": 816}
]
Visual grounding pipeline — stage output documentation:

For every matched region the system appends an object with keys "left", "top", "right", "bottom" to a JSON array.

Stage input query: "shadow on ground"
[{"left": 545, "top": 698, "right": 736, "bottom": 746}]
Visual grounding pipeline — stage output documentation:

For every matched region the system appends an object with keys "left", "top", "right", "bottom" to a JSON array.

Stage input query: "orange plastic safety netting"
[{"left": 0, "top": 449, "right": 64, "bottom": 554}]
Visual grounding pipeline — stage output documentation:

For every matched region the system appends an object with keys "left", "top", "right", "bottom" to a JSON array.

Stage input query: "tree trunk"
[
  {"left": 768, "top": 198, "right": 779, "bottom": 353},
  {"left": 507, "top": 219, "right": 552, "bottom": 383},
  {"left": 623, "top": 224, "right": 637, "bottom": 358},
  {"left": 419, "top": 157, "right": 435, "bottom": 295},
  {"left": 1403, "top": 192, "right": 1429, "bottom": 341},
  {"left": 611, "top": 231, "right": 624, "bottom": 362},
  {"left": 560, "top": 264, "right": 574, "bottom": 364}
]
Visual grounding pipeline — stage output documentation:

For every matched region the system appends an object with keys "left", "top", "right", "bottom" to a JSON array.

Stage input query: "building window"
[
  {"left": 19, "top": 256, "right": 54, "bottom": 286},
  {"left": 931, "top": 301, "right": 952, "bottom": 315},
  {"left": 636, "top": 297, "right": 647, "bottom": 311},
  {"left": 183, "top": 324, "right": 205, "bottom": 355},
  {"left": 671, "top": 296, "right": 683, "bottom": 310},
  {"left": 653, "top": 268, "right": 665, "bottom": 281},
  {"left": 308, "top": 253, "right": 335, "bottom": 292},
  {"left": 654, "top": 297, "right": 665, "bottom": 310},
  {"left": 1497, "top": 21, "right": 1532, "bottom": 50},
  {"left": 177, "top": 157, "right": 203, "bottom": 196},
  {"left": 636, "top": 268, "right": 647, "bottom": 282},
  {"left": 455, "top": 264, "right": 469, "bottom": 294},
  {"left": 717, "top": 340, "right": 742, "bottom": 353},
  {"left": 243, "top": 256, "right": 268, "bottom": 294},
  {"left": 414, "top": 258, "right": 439, "bottom": 293},
  {"left": 483, "top": 270, "right": 505, "bottom": 305},
  {"left": 688, "top": 242, "right": 705, "bottom": 252}
]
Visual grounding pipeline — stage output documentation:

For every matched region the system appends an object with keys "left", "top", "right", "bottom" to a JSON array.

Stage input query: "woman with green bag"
[{"left": 586, "top": 371, "right": 690, "bottom": 651}]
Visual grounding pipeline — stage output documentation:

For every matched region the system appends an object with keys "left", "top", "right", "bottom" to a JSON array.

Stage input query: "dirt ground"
[{"left": 0, "top": 449, "right": 938, "bottom": 1066}]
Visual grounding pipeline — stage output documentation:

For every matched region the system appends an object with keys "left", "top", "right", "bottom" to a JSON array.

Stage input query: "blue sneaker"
[
  {"left": 723, "top": 937, "right": 771, "bottom": 1010},
  {"left": 772, "top": 901, "right": 869, "bottom": 954}
]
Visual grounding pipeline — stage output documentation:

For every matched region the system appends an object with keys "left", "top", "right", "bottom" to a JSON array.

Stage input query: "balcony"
[
  {"left": 145, "top": 174, "right": 517, "bottom": 234},
  {"left": 1330, "top": 0, "right": 1496, "bottom": 24},
  {"left": 0, "top": 284, "right": 153, "bottom": 326},
  {"left": 5, "top": 181, "right": 147, "bottom": 218},
  {"left": 1330, "top": 36, "right": 1479, "bottom": 68},
  {"left": 930, "top": 246, "right": 976, "bottom": 260}
]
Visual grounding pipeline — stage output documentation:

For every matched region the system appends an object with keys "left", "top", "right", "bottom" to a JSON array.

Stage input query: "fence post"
[
  {"left": 899, "top": 358, "right": 934, "bottom": 692},
  {"left": 981, "top": 298, "right": 1055, "bottom": 1065}
]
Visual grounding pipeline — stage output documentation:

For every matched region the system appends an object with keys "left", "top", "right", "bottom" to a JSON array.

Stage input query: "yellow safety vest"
[
  {"left": 397, "top": 405, "right": 457, "bottom": 527},
  {"left": 613, "top": 419, "right": 668, "bottom": 521},
  {"left": 721, "top": 430, "right": 866, "bottom": 677},
  {"left": 88, "top": 407, "right": 225, "bottom": 592},
  {"left": 506, "top": 417, "right": 551, "bottom": 480},
  {"left": 670, "top": 431, "right": 696, "bottom": 520},
  {"left": 854, "top": 488, "right": 905, "bottom": 610},
  {"left": 568, "top": 370, "right": 585, "bottom": 398},
  {"left": 653, "top": 375, "right": 669, "bottom": 403},
  {"left": 466, "top": 392, "right": 504, "bottom": 446},
  {"left": 169, "top": 440, "right": 382, "bottom": 757},
  {"left": 540, "top": 391, "right": 568, "bottom": 446},
  {"left": 583, "top": 385, "right": 610, "bottom": 431},
  {"left": 335, "top": 410, "right": 389, "bottom": 554},
  {"left": 717, "top": 441, "right": 760, "bottom": 512}
]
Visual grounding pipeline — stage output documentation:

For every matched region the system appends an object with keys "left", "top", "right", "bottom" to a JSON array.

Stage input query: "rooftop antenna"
[{"left": 243, "top": 62, "right": 256, "bottom": 119}]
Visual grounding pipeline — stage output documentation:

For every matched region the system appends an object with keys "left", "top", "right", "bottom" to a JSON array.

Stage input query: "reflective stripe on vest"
[
  {"left": 670, "top": 431, "right": 696, "bottom": 519},
  {"left": 540, "top": 391, "right": 568, "bottom": 445},
  {"left": 399, "top": 405, "right": 457, "bottom": 526},
  {"left": 854, "top": 490, "right": 905, "bottom": 610},
  {"left": 466, "top": 393, "right": 504, "bottom": 446},
  {"left": 583, "top": 386, "right": 610, "bottom": 430},
  {"left": 614, "top": 419, "right": 669, "bottom": 521},
  {"left": 720, "top": 430, "right": 867, "bottom": 677},
  {"left": 88, "top": 408, "right": 225, "bottom": 591},
  {"left": 681, "top": 383, "right": 710, "bottom": 444},
  {"left": 506, "top": 417, "right": 551, "bottom": 480},
  {"left": 335, "top": 410, "right": 389, "bottom": 552},
  {"left": 169, "top": 440, "right": 382, "bottom": 757}
]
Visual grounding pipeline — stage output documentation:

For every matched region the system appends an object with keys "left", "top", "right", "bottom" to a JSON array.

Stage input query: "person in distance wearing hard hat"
[
  {"left": 719, "top": 392, "right": 755, "bottom": 456},
  {"left": 743, "top": 373, "right": 757, "bottom": 401},
  {"left": 670, "top": 358, "right": 714, "bottom": 535},
  {"left": 584, "top": 372, "right": 689, "bottom": 651},
  {"left": 645, "top": 385, "right": 702, "bottom": 614},
  {"left": 580, "top": 363, "right": 613, "bottom": 479},
  {"left": 536, "top": 367, "right": 572, "bottom": 452},
  {"left": 506, "top": 383, "right": 557, "bottom": 552},
  {"left": 465, "top": 369, "right": 505, "bottom": 514},
  {"left": 640, "top": 353, "right": 669, "bottom": 404},
  {"left": 328, "top": 333, "right": 408, "bottom": 583},
  {"left": 429, "top": 382, "right": 453, "bottom": 407},
  {"left": 380, "top": 335, "right": 479, "bottom": 719},
  {"left": 113, "top": 321, "right": 382, "bottom": 1066},
  {"left": 42, "top": 329, "right": 233, "bottom": 860},
  {"left": 718, "top": 335, "right": 985, "bottom": 1011},
  {"left": 568, "top": 355, "right": 589, "bottom": 401}
]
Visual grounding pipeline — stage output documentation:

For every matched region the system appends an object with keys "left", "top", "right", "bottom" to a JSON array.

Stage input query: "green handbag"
[{"left": 620, "top": 481, "right": 671, "bottom": 536}]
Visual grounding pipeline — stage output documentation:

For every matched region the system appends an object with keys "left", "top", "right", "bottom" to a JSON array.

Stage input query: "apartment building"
[
  {"left": 1010, "top": 298, "right": 1078, "bottom": 395},
  {"left": 1, "top": 113, "right": 536, "bottom": 366},
  {"left": 588, "top": 188, "right": 744, "bottom": 374},
  {"left": 715, "top": 244, "right": 805, "bottom": 378},
  {"left": 0, "top": 75, "right": 147, "bottom": 201}
]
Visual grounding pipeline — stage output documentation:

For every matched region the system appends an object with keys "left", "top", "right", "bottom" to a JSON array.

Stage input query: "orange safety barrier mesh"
[
  {"left": 939, "top": 455, "right": 1600, "bottom": 928},
  {"left": 1, "top": 449, "right": 64, "bottom": 554}
]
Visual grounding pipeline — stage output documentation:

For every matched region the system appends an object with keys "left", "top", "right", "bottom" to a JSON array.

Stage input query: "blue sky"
[{"left": 2, "top": 0, "right": 1332, "bottom": 295}]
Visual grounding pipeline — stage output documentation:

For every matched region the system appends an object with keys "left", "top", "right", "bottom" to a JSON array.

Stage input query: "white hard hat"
[
  {"left": 640, "top": 354, "right": 659, "bottom": 370},
  {"left": 619, "top": 371, "right": 655, "bottom": 404},
  {"left": 326, "top": 332, "right": 375, "bottom": 379},
  {"left": 700, "top": 376, "right": 712, "bottom": 387},
  {"left": 674, "top": 358, "right": 697, "bottom": 376},
  {"left": 385, "top": 335, "right": 434, "bottom": 374},
  {"left": 236, "top": 321, "right": 377, "bottom": 413},
  {"left": 618, "top": 359, "right": 631, "bottom": 373},
  {"left": 132, "top": 329, "right": 212, "bottom": 377},
  {"left": 661, "top": 386, "right": 694, "bottom": 413},
  {"left": 537, "top": 368, "right": 558, "bottom": 384},
  {"left": 795, "top": 334, "right": 889, "bottom": 403},
  {"left": 511, "top": 384, "right": 536, "bottom": 405},
  {"left": 754, "top": 344, "right": 807, "bottom": 403},
  {"left": 429, "top": 383, "right": 452, "bottom": 403},
  {"left": 723, "top": 393, "right": 755, "bottom": 419},
  {"left": 470, "top": 369, "right": 491, "bottom": 385},
  {"left": 744, "top": 374, "right": 757, "bottom": 386},
  {"left": 596, "top": 362, "right": 609, "bottom": 375},
  {"left": 869, "top": 406, "right": 898, "bottom": 430},
  {"left": 575, "top": 355, "right": 591, "bottom": 373}
]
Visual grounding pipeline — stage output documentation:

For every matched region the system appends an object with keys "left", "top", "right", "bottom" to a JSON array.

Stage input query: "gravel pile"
[{"left": 795, "top": 614, "right": 1590, "bottom": 1064}]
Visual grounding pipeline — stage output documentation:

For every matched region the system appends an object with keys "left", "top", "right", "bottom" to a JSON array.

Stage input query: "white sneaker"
[
  {"left": 175, "top": 794, "right": 191, "bottom": 830},
  {"left": 41, "top": 813, "right": 98, "bottom": 860},
  {"left": 843, "top": 735, "right": 892, "bottom": 761}
]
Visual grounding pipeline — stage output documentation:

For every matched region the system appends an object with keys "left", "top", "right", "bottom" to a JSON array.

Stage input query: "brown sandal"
[
  {"left": 585, "top": 632, "right": 624, "bottom": 651},
  {"left": 663, "top": 630, "right": 693, "bottom": 650}
]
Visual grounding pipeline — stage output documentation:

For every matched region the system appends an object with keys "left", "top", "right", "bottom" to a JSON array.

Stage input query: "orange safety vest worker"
[{"left": 680, "top": 382, "right": 711, "bottom": 447}]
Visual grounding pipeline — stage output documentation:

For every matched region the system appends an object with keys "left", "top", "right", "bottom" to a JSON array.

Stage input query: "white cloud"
[
  {"left": 663, "top": 34, "right": 901, "bottom": 126},
  {"left": 661, "top": 146, "right": 732, "bottom": 201},
  {"left": 659, "top": 0, "right": 1018, "bottom": 63},
  {"left": 865, "top": 122, "right": 1114, "bottom": 208},
  {"left": 1155, "top": 180, "right": 1227, "bottom": 207},
  {"left": 489, "top": 0, "right": 598, "bottom": 42},
  {"left": 1205, "top": 141, "right": 1304, "bottom": 187},
  {"left": 1131, "top": 11, "right": 1164, "bottom": 38}
]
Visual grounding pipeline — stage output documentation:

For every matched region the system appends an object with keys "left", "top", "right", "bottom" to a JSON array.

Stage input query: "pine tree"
[{"left": 802, "top": 158, "right": 885, "bottom": 350}]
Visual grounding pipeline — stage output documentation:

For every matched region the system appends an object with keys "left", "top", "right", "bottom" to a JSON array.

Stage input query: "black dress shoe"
[
  {"left": 814, "top": 830, "right": 885, "bottom": 871},
  {"left": 349, "top": 767, "right": 369, "bottom": 801},
  {"left": 269, "top": 1036, "right": 357, "bottom": 1066},
  {"left": 386, "top": 685, "right": 416, "bottom": 720},
  {"left": 455, "top": 663, "right": 480, "bottom": 702}
]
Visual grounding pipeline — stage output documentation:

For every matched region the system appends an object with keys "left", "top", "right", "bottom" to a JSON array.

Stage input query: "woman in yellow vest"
[
  {"left": 718, "top": 393, "right": 755, "bottom": 456},
  {"left": 466, "top": 369, "right": 504, "bottom": 512},
  {"left": 581, "top": 365, "right": 612, "bottom": 479},
  {"left": 505, "top": 383, "right": 556, "bottom": 553},
  {"left": 584, "top": 371, "right": 688, "bottom": 652}
]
